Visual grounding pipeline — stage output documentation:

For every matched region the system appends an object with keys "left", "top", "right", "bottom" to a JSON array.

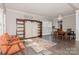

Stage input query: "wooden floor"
[
  {"left": 1, "top": 35, "right": 79, "bottom": 55},
  {"left": 43, "top": 35, "right": 79, "bottom": 55}
]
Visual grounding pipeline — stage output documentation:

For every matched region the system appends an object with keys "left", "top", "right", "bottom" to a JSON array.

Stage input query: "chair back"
[{"left": 67, "top": 28, "right": 72, "bottom": 33}]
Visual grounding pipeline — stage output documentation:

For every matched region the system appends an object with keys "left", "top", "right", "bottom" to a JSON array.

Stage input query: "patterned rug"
[{"left": 25, "top": 38, "right": 56, "bottom": 54}]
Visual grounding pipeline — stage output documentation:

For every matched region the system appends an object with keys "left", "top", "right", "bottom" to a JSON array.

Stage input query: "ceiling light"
[{"left": 57, "top": 15, "right": 63, "bottom": 21}]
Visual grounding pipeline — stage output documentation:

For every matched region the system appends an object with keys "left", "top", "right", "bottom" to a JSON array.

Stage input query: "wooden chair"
[
  {"left": 0, "top": 33, "right": 25, "bottom": 55},
  {"left": 53, "top": 29, "right": 65, "bottom": 40},
  {"left": 66, "top": 29, "right": 75, "bottom": 40}
]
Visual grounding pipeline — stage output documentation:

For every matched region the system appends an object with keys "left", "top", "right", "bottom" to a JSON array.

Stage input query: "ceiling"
[{"left": 4, "top": 3, "right": 79, "bottom": 18}]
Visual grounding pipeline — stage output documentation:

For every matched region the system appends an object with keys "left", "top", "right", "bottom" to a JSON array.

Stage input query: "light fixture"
[
  {"left": 57, "top": 15, "right": 63, "bottom": 29},
  {"left": 57, "top": 15, "right": 63, "bottom": 21}
]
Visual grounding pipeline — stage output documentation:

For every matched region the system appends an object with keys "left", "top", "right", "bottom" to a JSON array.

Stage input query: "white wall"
[
  {"left": 63, "top": 14, "right": 76, "bottom": 32},
  {"left": 6, "top": 9, "right": 52, "bottom": 35},
  {"left": 53, "top": 14, "right": 76, "bottom": 32},
  {"left": 76, "top": 10, "right": 79, "bottom": 41}
]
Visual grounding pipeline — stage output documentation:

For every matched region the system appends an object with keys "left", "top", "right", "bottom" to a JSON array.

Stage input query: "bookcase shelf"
[{"left": 16, "top": 19, "right": 42, "bottom": 39}]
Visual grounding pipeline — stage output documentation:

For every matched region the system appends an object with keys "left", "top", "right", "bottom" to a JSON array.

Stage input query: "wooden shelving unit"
[
  {"left": 16, "top": 19, "right": 42, "bottom": 39},
  {"left": 16, "top": 20, "right": 25, "bottom": 39}
]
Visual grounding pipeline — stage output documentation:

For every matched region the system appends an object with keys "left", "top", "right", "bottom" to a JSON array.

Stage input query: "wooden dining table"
[{"left": 53, "top": 29, "right": 69, "bottom": 40}]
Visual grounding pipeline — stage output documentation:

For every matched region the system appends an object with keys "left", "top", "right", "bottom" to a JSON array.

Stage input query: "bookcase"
[{"left": 16, "top": 19, "right": 42, "bottom": 39}]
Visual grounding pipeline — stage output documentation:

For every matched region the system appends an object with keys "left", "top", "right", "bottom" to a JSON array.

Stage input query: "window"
[{"left": 0, "top": 8, "right": 6, "bottom": 35}]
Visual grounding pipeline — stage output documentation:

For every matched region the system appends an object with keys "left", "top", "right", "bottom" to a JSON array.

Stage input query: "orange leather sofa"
[{"left": 0, "top": 33, "right": 25, "bottom": 55}]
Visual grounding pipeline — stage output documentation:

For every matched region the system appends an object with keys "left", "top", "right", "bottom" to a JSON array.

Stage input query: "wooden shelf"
[
  {"left": 16, "top": 33, "right": 24, "bottom": 35},
  {"left": 16, "top": 30, "right": 24, "bottom": 32},
  {"left": 16, "top": 19, "right": 42, "bottom": 39}
]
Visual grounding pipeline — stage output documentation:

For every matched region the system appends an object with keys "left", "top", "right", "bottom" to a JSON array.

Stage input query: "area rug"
[{"left": 25, "top": 38, "right": 56, "bottom": 53}]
